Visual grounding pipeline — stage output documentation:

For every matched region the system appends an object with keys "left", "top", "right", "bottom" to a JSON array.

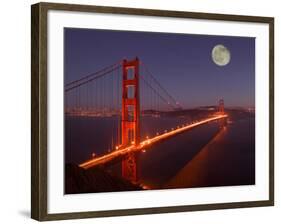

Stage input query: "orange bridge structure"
[{"left": 65, "top": 58, "right": 228, "bottom": 183}]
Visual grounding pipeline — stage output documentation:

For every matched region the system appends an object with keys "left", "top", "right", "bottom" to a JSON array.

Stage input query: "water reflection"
[
  {"left": 165, "top": 118, "right": 255, "bottom": 189},
  {"left": 164, "top": 127, "right": 227, "bottom": 188},
  {"left": 65, "top": 114, "right": 255, "bottom": 190}
]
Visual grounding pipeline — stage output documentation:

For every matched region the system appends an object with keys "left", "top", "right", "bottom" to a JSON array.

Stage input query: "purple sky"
[{"left": 64, "top": 28, "right": 255, "bottom": 108}]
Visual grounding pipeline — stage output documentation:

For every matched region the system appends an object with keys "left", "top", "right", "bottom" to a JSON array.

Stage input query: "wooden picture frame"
[{"left": 31, "top": 2, "right": 274, "bottom": 221}]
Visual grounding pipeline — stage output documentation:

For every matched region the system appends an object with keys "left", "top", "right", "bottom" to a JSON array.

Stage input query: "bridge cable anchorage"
[
  {"left": 65, "top": 62, "right": 122, "bottom": 92},
  {"left": 141, "top": 61, "right": 183, "bottom": 110}
]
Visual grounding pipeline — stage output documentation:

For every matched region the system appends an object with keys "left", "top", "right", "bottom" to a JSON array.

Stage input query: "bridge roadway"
[{"left": 79, "top": 114, "right": 228, "bottom": 169}]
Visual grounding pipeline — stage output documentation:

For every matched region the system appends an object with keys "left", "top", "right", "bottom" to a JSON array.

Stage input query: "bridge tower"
[
  {"left": 218, "top": 98, "right": 227, "bottom": 127},
  {"left": 218, "top": 99, "right": 225, "bottom": 115},
  {"left": 121, "top": 58, "right": 140, "bottom": 183}
]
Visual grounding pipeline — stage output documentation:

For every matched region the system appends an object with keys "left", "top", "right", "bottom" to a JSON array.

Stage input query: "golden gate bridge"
[{"left": 65, "top": 58, "right": 228, "bottom": 183}]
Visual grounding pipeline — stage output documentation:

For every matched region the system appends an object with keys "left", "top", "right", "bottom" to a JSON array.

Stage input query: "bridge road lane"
[{"left": 79, "top": 115, "right": 228, "bottom": 169}]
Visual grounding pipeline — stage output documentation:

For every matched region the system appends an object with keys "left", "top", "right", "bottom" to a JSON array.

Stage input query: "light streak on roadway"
[{"left": 79, "top": 114, "right": 228, "bottom": 169}]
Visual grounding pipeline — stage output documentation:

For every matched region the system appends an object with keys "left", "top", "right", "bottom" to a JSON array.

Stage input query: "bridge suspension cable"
[
  {"left": 140, "top": 61, "right": 183, "bottom": 110},
  {"left": 64, "top": 58, "right": 184, "bottom": 156},
  {"left": 139, "top": 75, "right": 174, "bottom": 110},
  {"left": 65, "top": 61, "right": 121, "bottom": 92}
]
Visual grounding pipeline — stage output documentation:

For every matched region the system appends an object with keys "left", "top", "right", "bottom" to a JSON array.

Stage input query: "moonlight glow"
[{"left": 212, "top": 44, "right": 231, "bottom": 66}]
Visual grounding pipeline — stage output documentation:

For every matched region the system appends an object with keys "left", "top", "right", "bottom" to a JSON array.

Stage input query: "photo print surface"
[{"left": 64, "top": 28, "right": 255, "bottom": 194}]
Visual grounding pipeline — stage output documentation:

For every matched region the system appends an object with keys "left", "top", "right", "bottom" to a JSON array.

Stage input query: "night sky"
[{"left": 64, "top": 28, "right": 255, "bottom": 108}]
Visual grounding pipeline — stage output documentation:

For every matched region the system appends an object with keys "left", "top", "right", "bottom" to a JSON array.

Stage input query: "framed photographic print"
[{"left": 31, "top": 2, "right": 274, "bottom": 221}]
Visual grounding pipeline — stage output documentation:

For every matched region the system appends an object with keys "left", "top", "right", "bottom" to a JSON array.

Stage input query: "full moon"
[{"left": 211, "top": 44, "right": 231, "bottom": 66}]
